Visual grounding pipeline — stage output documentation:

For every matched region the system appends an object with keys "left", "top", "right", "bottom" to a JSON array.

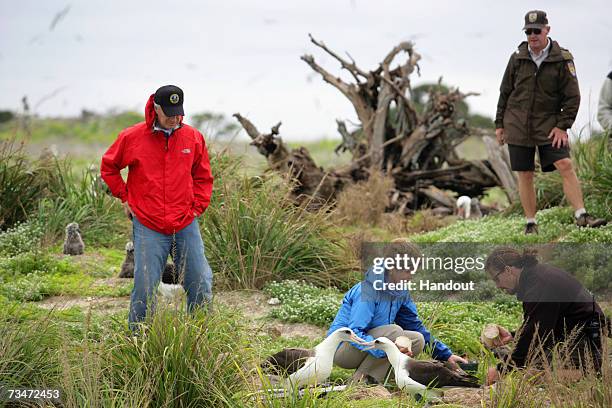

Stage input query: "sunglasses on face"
[
  {"left": 525, "top": 28, "right": 542, "bottom": 36},
  {"left": 492, "top": 268, "right": 506, "bottom": 283}
]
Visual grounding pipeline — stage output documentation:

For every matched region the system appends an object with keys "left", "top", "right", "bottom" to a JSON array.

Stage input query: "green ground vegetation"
[{"left": 0, "top": 121, "right": 610, "bottom": 407}]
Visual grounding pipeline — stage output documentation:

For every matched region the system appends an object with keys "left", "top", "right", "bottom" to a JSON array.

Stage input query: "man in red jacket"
[{"left": 101, "top": 85, "right": 214, "bottom": 330}]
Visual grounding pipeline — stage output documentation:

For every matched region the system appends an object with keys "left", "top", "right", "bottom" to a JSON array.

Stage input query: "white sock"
[
  {"left": 574, "top": 208, "right": 586, "bottom": 219},
  {"left": 526, "top": 218, "right": 537, "bottom": 225}
]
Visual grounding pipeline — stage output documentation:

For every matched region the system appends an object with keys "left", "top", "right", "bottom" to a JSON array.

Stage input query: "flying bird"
[
  {"left": 263, "top": 327, "right": 366, "bottom": 389},
  {"left": 49, "top": 5, "right": 71, "bottom": 31},
  {"left": 63, "top": 222, "right": 84, "bottom": 255}
]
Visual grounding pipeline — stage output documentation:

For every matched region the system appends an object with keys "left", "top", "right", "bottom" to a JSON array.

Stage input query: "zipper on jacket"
[{"left": 527, "top": 59, "right": 540, "bottom": 139}]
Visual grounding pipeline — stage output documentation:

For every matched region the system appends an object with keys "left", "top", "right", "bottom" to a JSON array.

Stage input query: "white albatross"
[
  {"left": 456, "top": 195, "right": 482, "bottom": 220},
  {"left": 263, "top": 327, "right": 367, "bottom": 390},
  {"left": 363, "top": 337, "right": 444, "bottom": 401}
]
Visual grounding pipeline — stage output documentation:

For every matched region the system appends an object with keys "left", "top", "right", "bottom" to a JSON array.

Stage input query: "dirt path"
[
  {"left": 214, "top": 290, "right": 326, "bottom": 339},
  {"left": 36, "top": 295, "right": 130, "bottom": 315},
  {"left": 34, "top": 288, "right": 325, "bottom": 339}
]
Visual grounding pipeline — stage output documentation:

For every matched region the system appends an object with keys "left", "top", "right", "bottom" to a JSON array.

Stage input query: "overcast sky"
[{"left": 1, "top": 0, "right": 611, "bottom": 140}]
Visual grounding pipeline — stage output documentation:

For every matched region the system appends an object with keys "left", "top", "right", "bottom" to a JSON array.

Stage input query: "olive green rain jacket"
[{"left": 495, "top": 39, "right": 580, "bottom": 146}]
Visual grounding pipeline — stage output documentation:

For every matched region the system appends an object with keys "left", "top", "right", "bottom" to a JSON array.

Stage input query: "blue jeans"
[{"left": 128, "top": 217, "right": 213, "bottom": 329}]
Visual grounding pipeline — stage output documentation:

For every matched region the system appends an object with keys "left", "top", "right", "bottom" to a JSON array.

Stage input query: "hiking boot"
[
  {"left": 576, "top": 213, "right": 607, "bottom": 228},
  {"left": 524, "top": 222, "right": 539, "bottom": 235}
]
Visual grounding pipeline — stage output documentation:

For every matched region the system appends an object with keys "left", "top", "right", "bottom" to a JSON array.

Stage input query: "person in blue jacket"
[{"left": 329, "top": 242, "right": 467, "bottom": 383}]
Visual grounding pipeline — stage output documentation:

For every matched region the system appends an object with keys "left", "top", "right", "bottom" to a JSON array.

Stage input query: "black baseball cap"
[
  {"left": 523, "top": 10, "right": 548, "bottom": 30},
  {"left": 154, "top": 85, "right": 184, "bottom": 116}
]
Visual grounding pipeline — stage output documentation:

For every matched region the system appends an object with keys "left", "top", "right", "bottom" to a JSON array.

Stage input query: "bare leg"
[
  {"left": 516, "top": 171, "right": 537, "bottom": 218},
  {"left": 553, "top": 158, "right": 584, "bottom": 210}
]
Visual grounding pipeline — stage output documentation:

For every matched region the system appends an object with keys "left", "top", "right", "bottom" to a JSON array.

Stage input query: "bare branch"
[
  {"left": 301, "top": 54, "right": 352, "bottom": 97},
  {"left": 232, "top": 113, "right": 261, "bottom": 140},
  {"left": 308, "top": 33, "right": 370, "bottom": 80},
  {"left": 271, "top": 122, "right": 282, "bottom": 135}
]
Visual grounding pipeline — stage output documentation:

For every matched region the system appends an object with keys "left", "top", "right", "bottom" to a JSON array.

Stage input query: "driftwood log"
[
  {"left": 235, "top": 35, "right": 516, "bottom": 213},
  {"left": 233, "top": 113, "right": 354, "bottom": 209}
]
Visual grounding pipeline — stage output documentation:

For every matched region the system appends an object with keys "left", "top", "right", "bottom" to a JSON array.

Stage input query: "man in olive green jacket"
[{"left": 495, "top": 10, "right": 606, "bottom": 234}]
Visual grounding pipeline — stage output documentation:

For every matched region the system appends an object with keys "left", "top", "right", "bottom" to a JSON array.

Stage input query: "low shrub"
[
  {"left": 264, "top": 280, "right": 343, "bottom": 326},
  {"left": 0, "top": 221, "right": 43, "bottom": 256},
  {"left": 0, "top": 253, "right": 79, "bottom": 301},
  {"left": 0, "top": 252, "right": 75, "bottom": 279},
  {"left": 335, "top": 171, "right": 394, "bottom": 226}
]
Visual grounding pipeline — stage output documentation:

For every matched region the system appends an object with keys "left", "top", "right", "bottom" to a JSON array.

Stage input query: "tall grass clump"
[
  {"left": 203, "top": 156, "right": 351, "bottom": 289},
  {"left": 57, "top": 306, "right": 250, "bottom": 407},
  {"left": 485, "top": 329, "right": 611, "bottom": 408},
  {"left": 533, "top": 134, "right": 612, "bottom": 215},
  {"left": 2, "top": 303, "right": 252, "bottom": 407},
  {"left": 0, "top": 304, "right": 62, "bottom": 389},
  {"left": 0, "top": 138, "right": 62, "bottom": 229},
  {"left": 34, "top": 159, "right": 125, "bottom": 246},
  {"left": 0, "top": 137, "right": 125, "bottom": 245}
]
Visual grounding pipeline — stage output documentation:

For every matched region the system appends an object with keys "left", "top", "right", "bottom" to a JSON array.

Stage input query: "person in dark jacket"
[
  {"left": 495, "top": 10, "right": 606, "bottom": 235},
  {"left": 484, "top": 246, "right": 608, "bottom": 384},
  {"left": 328, "top": 242, "right": 467, "bottom": 382},
  {"left": 101, "top": 85, "right": 214, "bottom": 330}
]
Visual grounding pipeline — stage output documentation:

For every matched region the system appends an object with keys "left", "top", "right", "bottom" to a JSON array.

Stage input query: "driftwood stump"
[{"left": 234, "top": 35, "right": 511, "bottom": 213}]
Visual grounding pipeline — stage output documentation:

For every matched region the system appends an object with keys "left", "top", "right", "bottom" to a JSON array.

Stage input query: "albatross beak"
[
  {"left": 350, "top": 334, "right": 368, "bottom": 345},
  {"left": 360, "top": 341, "right": 377, "bottom": 351}
]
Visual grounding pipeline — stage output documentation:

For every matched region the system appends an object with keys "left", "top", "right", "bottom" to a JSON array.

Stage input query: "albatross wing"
[
  {"left": 262, "top": 348, "right": 315, "bottom": 375},
  {"left": 407, "top": 359, "right": 480, "bottom": 388}
]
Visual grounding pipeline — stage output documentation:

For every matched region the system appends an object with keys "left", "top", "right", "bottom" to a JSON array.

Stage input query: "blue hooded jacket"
[{"left": 327, "top": 268, "right": 452, "bottom": 360}]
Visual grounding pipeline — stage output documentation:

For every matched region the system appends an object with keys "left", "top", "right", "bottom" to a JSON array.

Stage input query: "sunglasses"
[
  {"left": 525, "top": 28, "right": 542, "bottom": 35},
  {"left": 492, "top": 268, "right": 506, "bottom": 283}
]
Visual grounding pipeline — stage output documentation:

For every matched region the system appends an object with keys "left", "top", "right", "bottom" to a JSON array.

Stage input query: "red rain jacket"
[{"left": 101, "top": 95, "right": 213, "bottom": 235}]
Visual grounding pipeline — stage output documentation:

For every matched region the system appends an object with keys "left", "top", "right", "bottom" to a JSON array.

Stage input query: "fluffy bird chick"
[
  {"left": 456, "top": 196, "right": 482, "bottom": 220},
  {"left": 63, "top": 222, "right": 84, "bottom": 255},
  {"left": 118, "top": 241, "right": 135, "bottom": 278}
]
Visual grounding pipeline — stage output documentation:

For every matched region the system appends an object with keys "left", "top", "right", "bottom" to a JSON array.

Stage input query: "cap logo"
[
  {"left": 170, "top": 93, "right": 180, "bottom": 104},
  {"left": 528, "top": 12, "right": 537, "bottom": 23}
]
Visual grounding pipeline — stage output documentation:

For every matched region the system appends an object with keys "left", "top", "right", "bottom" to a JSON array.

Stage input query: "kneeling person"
[
  {"left": 484, "top": 246, "right": 609, "bottom": 384},
  {"left": 328, "top": 242, "right": 466, "bottom": 383}
]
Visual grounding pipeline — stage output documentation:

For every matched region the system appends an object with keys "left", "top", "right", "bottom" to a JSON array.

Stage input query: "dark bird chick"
[
  {"left": 63, "top": 222, "right": 84, "bottom": 255},
  {"left": 118, "top": 241, "right": 134, "bottom": 278}
]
